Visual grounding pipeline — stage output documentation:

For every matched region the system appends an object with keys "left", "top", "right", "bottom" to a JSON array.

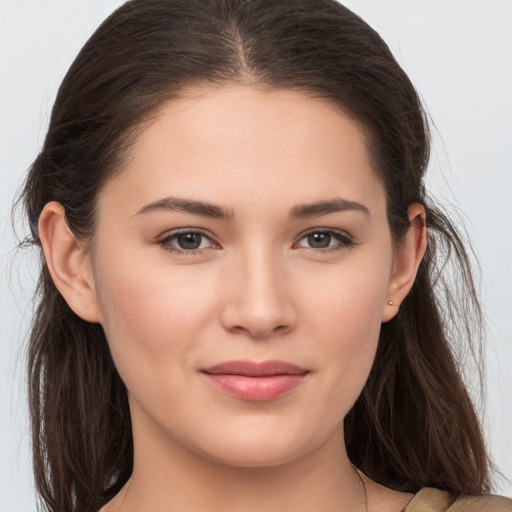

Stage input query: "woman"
[{"left": 18, "top": 0, "right": 511, "bottom": 511}]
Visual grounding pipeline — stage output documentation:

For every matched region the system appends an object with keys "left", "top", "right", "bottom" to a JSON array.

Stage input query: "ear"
[
  {"left": 382, "top": 203, "right": 427, "bottom": 323},
  {"left": 38, "top": 201, "right": 102, "bottom": 323}
]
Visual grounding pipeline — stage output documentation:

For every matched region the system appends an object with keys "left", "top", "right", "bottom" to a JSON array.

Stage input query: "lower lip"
[{"left": 203, "top": 373, "right": 308, "bottom": 401}]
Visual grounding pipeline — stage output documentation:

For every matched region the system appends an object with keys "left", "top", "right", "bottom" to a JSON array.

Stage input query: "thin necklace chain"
[{"left": 353, "top": 465, "right": 369, "bottom": 512}]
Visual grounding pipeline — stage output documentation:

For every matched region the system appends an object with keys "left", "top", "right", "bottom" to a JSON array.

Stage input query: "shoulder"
[
  {"left": 451, "top": 493, "right": 512, "bottom": 512},
  {"left": 404, "top": 487, "right": 512, "bottom": 512}
]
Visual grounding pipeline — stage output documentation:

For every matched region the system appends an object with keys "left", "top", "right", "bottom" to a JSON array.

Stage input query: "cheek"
[
  {"left": 298, "top": 252, "right": 392, "bottom": 407},
  {"left": 320, "top": 282, "right": 383, "bottom": 373},
  {"left": 301, "top": 250, "right": 391, "bottom": 339},
  {"left": 92, "top": 252, "right": 216, "bottom": 389}
]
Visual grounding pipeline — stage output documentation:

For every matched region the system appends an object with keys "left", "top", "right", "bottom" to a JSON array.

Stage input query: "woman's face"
[{"left": 87, "top": 85, "right": 407, "bottom": 467}]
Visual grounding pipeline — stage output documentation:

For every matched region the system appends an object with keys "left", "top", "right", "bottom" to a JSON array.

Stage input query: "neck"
[{"left": 108, "top": 417, "right": 364, "bottom": 512}]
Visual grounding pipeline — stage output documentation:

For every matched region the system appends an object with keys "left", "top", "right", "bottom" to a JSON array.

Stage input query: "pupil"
[
  {"left": 308, "top": 232, "right": 331, "bottom": 248},
  {"left": 177, "top": 233, "right": 202, "bottom": 250}
]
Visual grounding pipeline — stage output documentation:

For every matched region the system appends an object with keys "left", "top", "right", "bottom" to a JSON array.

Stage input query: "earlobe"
[
  {"left": 38, "top": 201, "right": 102, "bottom": 323},
  {"left": 382, "top": 203, "right": 427, "bottom": 323}
]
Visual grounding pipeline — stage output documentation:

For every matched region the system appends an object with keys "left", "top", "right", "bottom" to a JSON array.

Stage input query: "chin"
[
  {"left": 201, "top": 440, "right": 312, "bottom": 469},
  {"left": 186, "top": 418, "right": 337, "bottom": 469}
]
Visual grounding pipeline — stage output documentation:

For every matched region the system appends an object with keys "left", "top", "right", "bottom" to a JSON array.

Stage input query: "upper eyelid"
[
  {"left": 293, "top": 228, "right": 355, "bottom": 251},
  {"left": 296, "top": 227, "right": 353, "bottom": 240},
  {"left": 158, "top": 227, "right": 215, "bottom": 240},
  {"left": 157, "top": 229, "right": 220, "bottom": 252}
]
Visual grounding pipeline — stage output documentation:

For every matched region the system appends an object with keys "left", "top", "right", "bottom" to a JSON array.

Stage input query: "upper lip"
[{"left": 202, "top": 360, "right": 309, "bottom": 377}]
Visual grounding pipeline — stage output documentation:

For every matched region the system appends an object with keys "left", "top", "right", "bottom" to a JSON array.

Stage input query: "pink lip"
[{"left": 202, "top": 360, "right": 309, "bottom": 401}]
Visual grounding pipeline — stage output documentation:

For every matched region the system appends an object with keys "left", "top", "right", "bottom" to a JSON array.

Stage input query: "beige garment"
[{"left": 403, "top": 487, "right": 512, "bottom": 512}]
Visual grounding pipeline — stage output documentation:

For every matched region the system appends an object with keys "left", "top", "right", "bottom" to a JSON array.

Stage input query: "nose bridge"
[{"left": 219, "top": 242, "right": 296, "bottom": 338}]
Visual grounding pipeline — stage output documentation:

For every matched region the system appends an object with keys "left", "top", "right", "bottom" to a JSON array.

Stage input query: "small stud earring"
[{"left": 387, "top": 300, "right": 396, "bottom": 306}]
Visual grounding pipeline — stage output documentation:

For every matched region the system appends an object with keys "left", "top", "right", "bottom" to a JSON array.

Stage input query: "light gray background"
[{"left": 1, "top": 1, "right": 511, "bottom": 510}]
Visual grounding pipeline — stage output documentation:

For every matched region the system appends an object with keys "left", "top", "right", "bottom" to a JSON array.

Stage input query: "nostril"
[{"left": 226, "top": 322, "right": 291, "bottom": 339}]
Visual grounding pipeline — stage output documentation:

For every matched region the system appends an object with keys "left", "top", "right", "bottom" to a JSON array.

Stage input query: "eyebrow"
[
  {"left": 289, "top": 198, "right": 370, "bottom": 218},
  {"left": 135, "top": 196, "right": 369, "bottom": 220},
  {"left": 135, "top": 196, "right": 234, "bottom": 220}
]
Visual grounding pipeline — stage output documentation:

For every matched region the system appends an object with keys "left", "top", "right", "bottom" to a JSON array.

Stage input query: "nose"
[{"left": 219, "top": 249, "right": 297, "bottom": 339}]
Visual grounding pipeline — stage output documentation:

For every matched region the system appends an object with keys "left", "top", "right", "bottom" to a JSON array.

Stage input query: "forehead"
[{"left": 99, "top": 84, "right": 386, "bottom": 217}]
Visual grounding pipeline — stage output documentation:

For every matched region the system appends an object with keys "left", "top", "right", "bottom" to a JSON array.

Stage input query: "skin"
[{"left": 39, "top": 85, "right": 426, "bottom": 512}]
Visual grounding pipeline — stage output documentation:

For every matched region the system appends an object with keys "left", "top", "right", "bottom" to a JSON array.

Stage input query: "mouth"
[{"left": 201, "top": 360, "right": 310, "bottom": 402}]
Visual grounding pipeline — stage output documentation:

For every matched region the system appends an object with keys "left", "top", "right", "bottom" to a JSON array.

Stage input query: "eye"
[
  {"left": 295, "top": 229, "right": 353, "bottom": 251},
  {"left": 157, "top": 229, "right": 217, "bottom": 254}
]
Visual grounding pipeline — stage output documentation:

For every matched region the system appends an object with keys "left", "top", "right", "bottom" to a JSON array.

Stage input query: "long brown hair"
[{"left": 19, "top": 1, "right": 491, "bottom": 511}]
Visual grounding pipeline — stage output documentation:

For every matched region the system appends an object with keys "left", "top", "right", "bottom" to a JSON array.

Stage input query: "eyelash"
[
  {"left": 294, "top": 228, "right": 355, "bottom": 253},
  {"left": 156, "top": 229, "right": 218, "bottom": 256},
  {"left": 156, "top": 228, "right": 355, "bottom": 256}
]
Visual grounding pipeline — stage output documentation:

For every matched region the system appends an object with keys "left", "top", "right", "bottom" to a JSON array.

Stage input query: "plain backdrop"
[{"left": 1, "top": 1, "right": 511, "bottom": 510}]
